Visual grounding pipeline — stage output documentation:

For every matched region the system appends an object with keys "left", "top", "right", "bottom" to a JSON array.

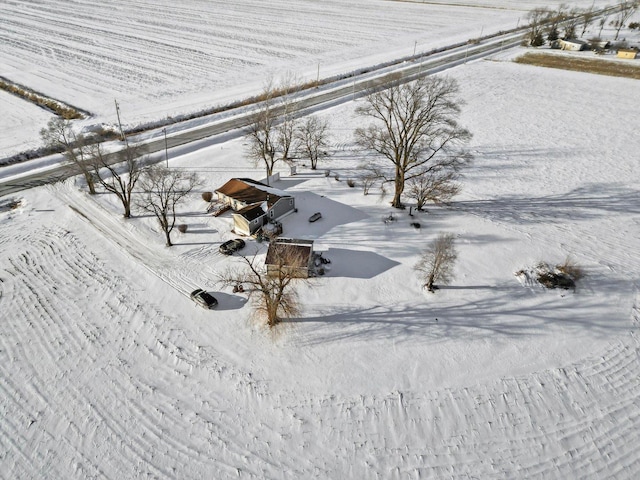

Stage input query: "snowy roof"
[
  {"left": 560, "top": 38, "right": 589, "bottom": 45},
  {"left": 215, "top": 178, "right": 291, "bottom": 207}
]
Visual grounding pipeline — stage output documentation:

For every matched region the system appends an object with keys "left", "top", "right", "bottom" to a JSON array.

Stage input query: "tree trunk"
[
  {"left": 392, "top": 172, "right": 405, "bottom": 208},
  {"left": 162, "top": 215, "right": 172, "bottom": 246},
  {"left": 123, "top": 203, "right": 131, "bottom": 218},
  {"left": 426, "top": 274, "right": 435, "bottom": 292},
  {"left": 84, "top": 173, "right": 96, "bottom": 195}
]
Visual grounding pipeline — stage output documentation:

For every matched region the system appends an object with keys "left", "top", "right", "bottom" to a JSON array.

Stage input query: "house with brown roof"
[
  {"left": 265, "top": 238, "right": 314, "bottom": 278},
  {"left": 215, "top": 178, "right": 295, "bottom": 236}
]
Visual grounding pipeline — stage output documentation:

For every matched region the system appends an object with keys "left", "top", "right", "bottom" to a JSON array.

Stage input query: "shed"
[
  {"left": 265, "top": 238, "right": 314, "bottom": 279},
  {"left": 617, "top": 49, "right": 638, "bottom": 59}
]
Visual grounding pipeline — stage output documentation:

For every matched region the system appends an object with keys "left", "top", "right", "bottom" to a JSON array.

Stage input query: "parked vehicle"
[
  {"left": 219, "top": 238, "right": 246, "bottom": 255},
  {"left": 190, "top": 289, "right": 218, "bottom": 309},
  {"left": 308, "top": 212, "right": 322, "bottom": 222}
]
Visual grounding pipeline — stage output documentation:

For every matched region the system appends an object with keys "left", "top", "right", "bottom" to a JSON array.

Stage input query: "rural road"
[{"left": 0, "top": 32, "right": 524, "bottom": 198}]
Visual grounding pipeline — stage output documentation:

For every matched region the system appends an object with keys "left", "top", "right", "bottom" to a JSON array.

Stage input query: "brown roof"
[
  {"left": 216, "top": 178, "right": 283, "bottom": 207},
  {"left": 265, "top": 239, "right": 313, "bottom": 268}
]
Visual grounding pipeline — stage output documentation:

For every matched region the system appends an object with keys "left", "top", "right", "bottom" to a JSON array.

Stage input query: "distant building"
[
  {"left": 215, "top": 178, "right": 295, "bottom": 236},
  {"left": 617, "top": 49, "right": 638, "bottom": 59},
  {"left": 265, "top": 238, "right": 314, "bottom": 278},
  {"left": 559, "top": 38, "right": 588, "bottom": 51}
]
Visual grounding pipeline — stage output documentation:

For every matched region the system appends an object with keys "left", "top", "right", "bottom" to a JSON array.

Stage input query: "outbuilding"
[
  {"left": 265, "top": 238, "right": 314, "bottom": 278},
  {"left": 559, "top": 38, "right": 588, "bottom": 51},
  {"left": 617, "top": 49, "right": 638, "bottom": 59}
]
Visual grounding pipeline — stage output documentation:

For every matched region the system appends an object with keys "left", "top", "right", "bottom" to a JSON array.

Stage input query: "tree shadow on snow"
[
  {"left": 293, "top": 285, "right": 630, "bottom": 346},
  {"left": 453, "top": 183, "right": 640, "bottom": 225}
]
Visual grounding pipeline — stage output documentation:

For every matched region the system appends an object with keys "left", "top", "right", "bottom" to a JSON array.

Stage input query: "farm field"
[
  {"left": 0, "top": 0, "right": 609, "bottom": 158},
  {"left": 3, "top": 1, "right": 640, "bottom": 478},
  {"left": 2, "top": 41, "right": 640, "bottom": 478}
]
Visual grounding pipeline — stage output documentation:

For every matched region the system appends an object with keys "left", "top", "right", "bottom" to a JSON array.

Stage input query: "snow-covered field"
[
  {"left": 3, "top": 1, "right": 640, "bottom": 478},
  {"left": 2, "top": 39, "right": 640, "bottom": 477},
  {"left": 0, "top": 0, "right": 609, "bottom": 158},
  {"left": 0, "top": 90, "right": 54, "bottom": 156}
]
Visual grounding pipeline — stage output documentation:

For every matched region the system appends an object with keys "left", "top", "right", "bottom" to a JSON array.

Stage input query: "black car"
[
  {"left": 308, "top": 212, "right": 322, "bottom": 222},
  {"left": 219, "top": 238, "right": 246, "bottom": 255},
  {"left": 190, "top": 289, "right": 218, "bottom": 309}
]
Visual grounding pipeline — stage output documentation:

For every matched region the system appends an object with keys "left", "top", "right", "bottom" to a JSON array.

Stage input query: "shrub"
[
  {"left": 556, "top": 257, "right": 585, "bottom": 281},
  {"left": 415, "top": 233, "right": 457, "bottom": 292},
  {"left": 177, "top": 224, "right": 188, "bottom": 233},
  {"left": 324, "top": 169, "right": 331, "bottom": 177},
  {"left": 346, "top": 178, "right": 356, "bottom": 187},
  {"left": 202, "top": 191, "right": 213, "bottom": 202},
  {"left": 530, "top": 33, "right": 545, "bottom": 47},
  {"left": 334, "top": 173, "right": 340, "bottom": 181},
  {"left": 528, "top": 258, "right": 584, "bottom": 290}
]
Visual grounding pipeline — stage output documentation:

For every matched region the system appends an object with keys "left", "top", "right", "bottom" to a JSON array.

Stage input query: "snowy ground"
[
  {"left": 0, "top": 0, "right": 610, "bottom": 159},
  {"left": 0, "top": 90, "right": 54, "bottom": 157},
  {"left": 2, "top": 38, "right": 640, "bottom": 477}
]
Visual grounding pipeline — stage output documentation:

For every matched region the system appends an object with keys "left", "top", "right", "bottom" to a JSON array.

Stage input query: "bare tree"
[
  {"left": 526, "top": 8, "right": 551, "bottom": 46},
  {"left": 295, "top": 115, "right": 331, "bottom": 170},
  {"left": 276, "top": 76, "right": 302, "bottom": 167},
  {"left": 138, "top": 166, "right": 198, "bottom": 246},
  {"left": 614, "top": 1, "right": 639, "bottom": 40},
  {"left": 406, "top": 169, "right": 461, "bottom": 211},
  {"left": 246, "top": 77, "right": 302, "bottom": 180},
  {"left": 355, "top": 76, "right": 471, "bottom": 209},
  {"left": 89, "top": 143, "right": 147, "bottom": 218},
  {"left": 598, "top": 16, "right": 608, "bottom": 38},
  {"left": 40, "top": 118, "right": 97, "bottom": 194},
  {"left": 246, "top": 88, "right": 278, "bottom": 179},
  {"left": 415, "top": 233, "right": 457, "bottom": 292},
  {"left": 361, "top": 173, "right": 378, "bottom": 196},
  {"left": 562, "top": 8, "right": 582, "bottom": 39},
  {"left": 218, "top": 249, "right": 307, "bottom": 327},
  {"left": 545, "top": 4, "right": 567, "bottom": 42},
  {"left": 580, "top": 7, "right": 595, "bottom": 37}
]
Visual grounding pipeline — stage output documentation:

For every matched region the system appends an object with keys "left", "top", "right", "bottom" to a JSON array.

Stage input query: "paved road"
[{"left": 0, "top": 32, "right": 523, "bottom": 198}]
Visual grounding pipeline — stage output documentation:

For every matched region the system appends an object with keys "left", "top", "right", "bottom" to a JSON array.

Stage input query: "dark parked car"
[
  {"left": 308, "top": 212, "right": 322, "bottom": 222},
  {"left": 190, "top": 289, "right": 218, "bottom": 309},
  {"left": 219, "top": 238, "right": 246, "bottom": 255}
]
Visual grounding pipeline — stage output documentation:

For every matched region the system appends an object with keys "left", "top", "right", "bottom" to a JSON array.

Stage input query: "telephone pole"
[
  {"left": 114, "top": 99, "right": 128, "bottom": 147},
  {"left": 163, "top": 128, "right": 169, "bottom": 167}
]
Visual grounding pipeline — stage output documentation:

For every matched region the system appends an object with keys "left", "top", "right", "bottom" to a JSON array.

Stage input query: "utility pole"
[
  {"left": 316, "top": 63, "right": 320, "bottom": 87},
  {"left": 114, "top": 99, "right": 127, "bottom": 146},
  {"left": 413, "top": 40, "right": 417, "bottom": 57},
  {"left": 163, "top": 128, "right": 169, "bottom": 167}
]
